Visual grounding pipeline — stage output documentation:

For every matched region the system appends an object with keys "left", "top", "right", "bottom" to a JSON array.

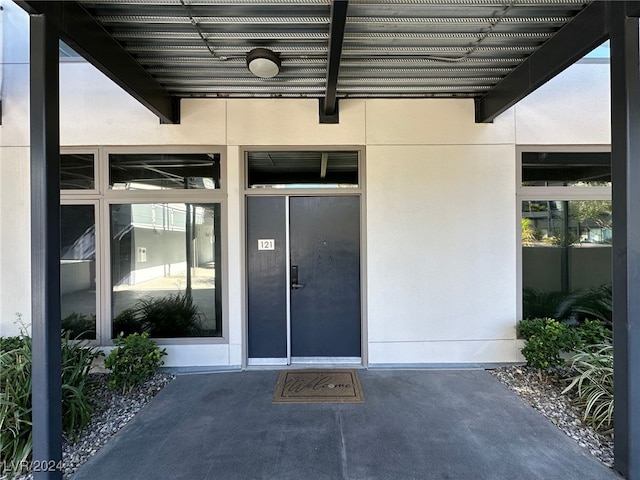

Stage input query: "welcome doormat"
[{"left": 272, "top": 370, "right": 364, "bottom": 404}]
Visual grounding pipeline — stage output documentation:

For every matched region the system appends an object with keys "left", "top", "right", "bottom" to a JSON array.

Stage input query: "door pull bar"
[{"left": 291, "top": 265, "right": 305, "bottom": 289}]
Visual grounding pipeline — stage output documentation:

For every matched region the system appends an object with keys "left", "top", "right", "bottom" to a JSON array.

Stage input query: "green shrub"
[
  {"left": 0, "top": 335, "right": 26, "bottom": 352},
  {"left": 518, "top": 317, "right": 549, "bottom": 340},
  {"left": 61, "top": 331, "right": 103, "bottom": 437},
  {"left": 518, "top": 316, "right": 611, "bottom": 374},
  {"left": 62, "top": 312, "right": 96, "bottom": 340},
  {"left": 0, "top": 335, "right": 32, "bottom": 478},
  {"left": 0, "top": 333, "right": 101, "bottom": 478},
  {"left": 105, "top": 332, "right": 167, "bottom": 393},
  {"left": 518, "top": 318, "right": 580, "bottom": 372},
  {"left": 562, "top": 342, "right": 614, "bottom": 433},
  {"left": 577, "top": 319, "right": 610, "bottom": 346}
]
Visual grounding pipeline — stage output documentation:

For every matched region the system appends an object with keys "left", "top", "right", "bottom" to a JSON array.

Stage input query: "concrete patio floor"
[{"left": 71, "top": 369, "right": 622, "bottom": 480}]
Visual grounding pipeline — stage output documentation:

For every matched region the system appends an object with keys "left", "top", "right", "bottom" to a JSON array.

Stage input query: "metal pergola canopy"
[{"left": 17, "top": 0, "right": 608, "bottom": 124}]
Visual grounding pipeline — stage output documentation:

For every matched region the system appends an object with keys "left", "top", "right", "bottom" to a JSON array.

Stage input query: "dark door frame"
[{"left": 245, "top": 192, "right": 365, "bottom": 366}]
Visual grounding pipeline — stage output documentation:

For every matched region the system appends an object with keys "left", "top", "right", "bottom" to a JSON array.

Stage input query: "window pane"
[
  {"left": 61, "top": 205, "right": 96, "bottom": 339},
  {"left": 522, "top": 152, "right": 611, "bottom": 187},
  {"left": 522, "top": 200, "right": 611, "bottom": 319},
  {"left": 111, "top": 203, "right": 222, "bottom": 338},
  {"left": 110, "top": 153, "right": 220, "bottom": 190},
  {"left": 247, "top": 151, "right": 358, "bottom": 188},
  {"left": 61, "top": 153, "right": 95, "bottom": 190}
]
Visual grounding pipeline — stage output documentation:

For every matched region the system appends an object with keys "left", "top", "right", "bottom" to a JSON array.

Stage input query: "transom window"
[
  {"left": 247, "top": 151, "right": 359, "bottom": 189},
  {"left": 61, "top": 153, "right": 96, "bottom": 190},
  {"left": 521, "top": 151, "right": 611, "bottom": 187},
  {"left": 110, "top": 153, "right": 220, "bottom": 190}
]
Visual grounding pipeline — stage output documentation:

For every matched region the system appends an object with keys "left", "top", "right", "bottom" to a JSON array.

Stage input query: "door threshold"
[
  {"left": 246, "top": 357, "right": 363, "bottom": 369},
  {"left": 291, "top": 357, "right": 362, "bottom": 365},
  {"left": 247, "top": 358, "right": 288, "bottom": 366}
]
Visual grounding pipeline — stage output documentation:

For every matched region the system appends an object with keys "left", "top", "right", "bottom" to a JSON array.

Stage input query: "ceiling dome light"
[{"left": 246, "top": 48, "right": 281, "bottom": 78}]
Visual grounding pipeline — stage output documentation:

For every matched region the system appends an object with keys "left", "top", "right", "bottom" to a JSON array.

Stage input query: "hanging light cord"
[
  {"left": 422, "top": 0, "right": 516, "bottom": 63},
  {"left": 180, "top": 0, "right": 226, "bottom": 60}
]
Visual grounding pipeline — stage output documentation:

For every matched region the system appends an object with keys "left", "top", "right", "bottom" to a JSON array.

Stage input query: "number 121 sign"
[{"left": 258, "top": 239, "right": 275, "bottom": 251}]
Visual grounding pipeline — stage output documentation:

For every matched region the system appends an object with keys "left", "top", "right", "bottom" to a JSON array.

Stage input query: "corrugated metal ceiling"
[{"left": 75, "top": 0, "right": 592, "bottom": 99}]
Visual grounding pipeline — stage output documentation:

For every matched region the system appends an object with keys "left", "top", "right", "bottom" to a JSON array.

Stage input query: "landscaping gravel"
[
  {"left": 12, "top": 366, "right": 614, "bottom": 479},
  {"left": 489, "top": 365, "right": 615, "bottom": 469},
  {"left": 13, "top": 372, "right": 174, "bottom": 480}
]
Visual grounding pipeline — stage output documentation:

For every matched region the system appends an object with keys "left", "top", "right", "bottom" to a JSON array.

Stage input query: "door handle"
[{"left": 291, "top": 265, "right": 305, "bottom": 290}]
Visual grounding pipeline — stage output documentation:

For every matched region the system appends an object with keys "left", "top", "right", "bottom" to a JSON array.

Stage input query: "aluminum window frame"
[
  {"left": 61, "top": 146, "right": 229, "bottom": 346},
  {"left": 104, "top": 146, "right": 228, "bottom": 345},
  {"left": 516, "top": 145, "right": 612, "bottom": 321}
]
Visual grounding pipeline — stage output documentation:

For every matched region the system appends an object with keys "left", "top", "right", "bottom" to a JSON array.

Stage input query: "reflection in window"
[
  {"left": 522, "top": 200, "right": 611, "bottom": 317},
  {"left": 247, "top": 151, "right": 358, "bottom": 188},
  {"left": 110, "top": 203, "right": 222, "bottom": 338},
  {"left": 61, "top": 153, "right": 95, "bottom": 190},
  {"left": 61, "top": 205, "right": 96, "bottom": 339},
  {"left": 522, "top": 152, "right": 611, "bottom": 187},
  {"left": 110, "top": 153, "right": 220, "bottom": 190}
]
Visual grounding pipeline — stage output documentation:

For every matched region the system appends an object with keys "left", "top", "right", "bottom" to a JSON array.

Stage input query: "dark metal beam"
[
  {"left": 608, "top": 4, "right": 640, "bottom": 478},
  {"left": 625, "top": 2, "right": 640, "bottom": 17},
  {"left": 17, "top": 1, "right": 180, "bottom": 124},
  {"left": 475, "top": 1, "right": 608, "bottom": 123},
  {"left": 30, "top": 14, "right": 63, "bottom": 480},
  {"left": 321, "top": 0, "right": 348, "bottom": 124}
]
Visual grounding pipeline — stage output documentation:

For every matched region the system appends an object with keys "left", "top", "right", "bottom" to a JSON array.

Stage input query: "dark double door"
[{"left": 247, "top": 196, "right": 361, "bottom": 363}]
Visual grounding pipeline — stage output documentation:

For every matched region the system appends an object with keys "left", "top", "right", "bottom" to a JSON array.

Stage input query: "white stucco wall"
[
  {"left": 0, "top": 146, "right": 31, "bottom": 336},
  {"left": 0, "top": 1, "right": 612, "bottom": 365},
  {"left": 365, "top": 143, "right": 518, "bottom": 364},
  {"left": 363, "top": 100, "right": 519, "bottom": 364}
]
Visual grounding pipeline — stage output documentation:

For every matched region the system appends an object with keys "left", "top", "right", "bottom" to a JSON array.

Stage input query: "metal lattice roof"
[
  {"left": 75, "top": 0, "right": 589, "bottom": 98},
  {"left": 18, "top": 0, "right": 605, "bottom": 123}
]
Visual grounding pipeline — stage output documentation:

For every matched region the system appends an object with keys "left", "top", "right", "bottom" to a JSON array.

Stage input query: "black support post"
[
  {"left": 30, "top": 14, "right": 62, "bottom": 480},
  {"left": 608, "top": 3, "right": 640, "bottom": 479},
  {"left": 560, "top": 200, "right": 570, "bottom": 294}
]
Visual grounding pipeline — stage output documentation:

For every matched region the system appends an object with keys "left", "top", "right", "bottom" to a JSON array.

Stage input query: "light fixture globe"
[{"left": 246, "top": 48, "right": 281, "bottom": 78}]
